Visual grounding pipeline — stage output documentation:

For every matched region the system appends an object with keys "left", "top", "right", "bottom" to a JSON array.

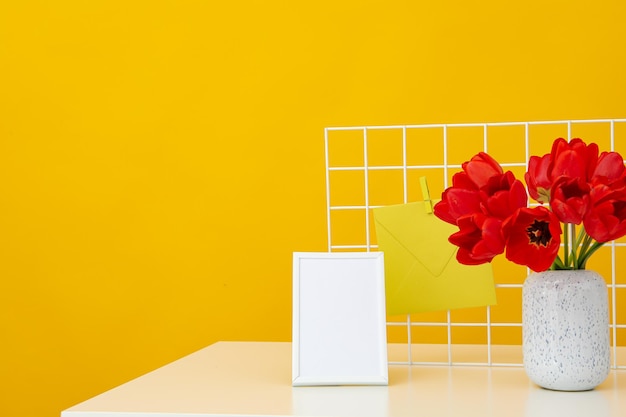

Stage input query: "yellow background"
[{"left": 1, "top": 1, "right": 625, "bottom": 416}]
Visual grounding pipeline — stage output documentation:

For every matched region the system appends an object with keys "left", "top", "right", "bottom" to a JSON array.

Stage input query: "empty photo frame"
[{"left": 292, "top": 252, "right": 388, "bottom": 386}]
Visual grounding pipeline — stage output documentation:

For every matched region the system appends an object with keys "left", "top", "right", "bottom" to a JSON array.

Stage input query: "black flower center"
[{"left": 526, "top": 219, "right": 552, "bottom": 247}]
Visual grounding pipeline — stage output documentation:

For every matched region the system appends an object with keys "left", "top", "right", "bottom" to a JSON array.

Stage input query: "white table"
[{"left": 61, "top": 341, "right": 626, "bottom": 417}]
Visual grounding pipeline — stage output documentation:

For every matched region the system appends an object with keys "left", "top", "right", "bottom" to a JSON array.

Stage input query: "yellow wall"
[{"left": 1, "top": 1, "right": 625, "bottom": 416}]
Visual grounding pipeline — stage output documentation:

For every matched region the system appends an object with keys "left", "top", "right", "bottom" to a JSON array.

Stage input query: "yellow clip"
[{"left": 420, "top": 176, "right": 433, "bottom": 214}]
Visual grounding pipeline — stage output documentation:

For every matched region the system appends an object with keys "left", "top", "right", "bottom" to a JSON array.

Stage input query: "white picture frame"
[{"left": 292, "top": 252, "right": 388, "bottom": 386}]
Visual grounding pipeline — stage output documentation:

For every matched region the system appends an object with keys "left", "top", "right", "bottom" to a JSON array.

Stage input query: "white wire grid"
[{"left": 324, "top": 118, "right": 626, "bottom": 369}]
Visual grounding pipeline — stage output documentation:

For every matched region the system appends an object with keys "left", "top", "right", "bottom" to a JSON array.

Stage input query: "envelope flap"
[{"left": 373, "top": 201, "right": 457, "bottom": 276}]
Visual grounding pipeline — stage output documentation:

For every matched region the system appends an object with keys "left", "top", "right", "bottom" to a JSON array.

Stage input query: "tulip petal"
[
  {"left": 502, "top": 207, "right": 561, "bottom": 272},
  {"left": 594, "top": 151, "right": 626, "bottom": 182},
  {"left": 463, "top": 152, "right": 503, "bottom": 189}
]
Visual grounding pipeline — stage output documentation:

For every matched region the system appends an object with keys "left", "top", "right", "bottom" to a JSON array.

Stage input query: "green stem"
[
  {"left": 574, "top": 226, "right": 591, "bottom": 269},
  {"left": 552, "top": 255, "right": 565, "bottom": 270},
  {"left": 571, "top": 225, "right": 587, "bottom": 269},
  {"left": 580, "top": 234, "right": 591, "bottom": 255},
  {"left": 578, "top": 241, "right": 605, "bottom": 269},
  {"left": 569, "top": 223, "right": 578, "bottom": 269},
  {"left": 563, "top": 223, "right": 569, "bottom": 268},
  {"left": 577, "top": 234, "right": 591, "bottom": 268}
]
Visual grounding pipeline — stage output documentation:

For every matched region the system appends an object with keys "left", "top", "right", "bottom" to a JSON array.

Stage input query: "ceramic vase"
[{"left": 522, "top": 269, "right": 610, "bottom": 391}]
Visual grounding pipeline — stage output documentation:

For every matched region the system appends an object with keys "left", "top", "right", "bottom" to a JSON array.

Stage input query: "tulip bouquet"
[{"left": 434, "top": 138, "right": 626, "bottom": 272}]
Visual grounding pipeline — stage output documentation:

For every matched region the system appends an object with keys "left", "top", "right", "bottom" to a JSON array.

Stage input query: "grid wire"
[{"left": 324, "top": 118, "right": 626, "bottom": 369}]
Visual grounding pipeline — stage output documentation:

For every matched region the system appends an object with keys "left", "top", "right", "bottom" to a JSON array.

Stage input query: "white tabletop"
[{"left": 61, "top": 341, "right": 626, "bottom": 417}]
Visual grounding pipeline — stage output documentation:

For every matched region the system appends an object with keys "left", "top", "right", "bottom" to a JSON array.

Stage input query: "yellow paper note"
[{"left": 373, "top": 201, "right": 497, "bottom": 316}]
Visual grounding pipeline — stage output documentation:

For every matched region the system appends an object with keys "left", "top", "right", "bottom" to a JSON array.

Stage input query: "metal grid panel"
[{"left": 324, "top": 118, "right": 626, "bottom": 369}]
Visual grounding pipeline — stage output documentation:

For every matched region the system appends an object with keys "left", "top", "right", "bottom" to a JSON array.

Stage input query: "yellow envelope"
[{"left": 373, "top": 201, "right": 497, "bottom": 316}]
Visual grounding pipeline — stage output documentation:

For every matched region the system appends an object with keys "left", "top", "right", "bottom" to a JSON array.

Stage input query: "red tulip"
[
  {"left": 434, "top": 152, "right": 504, "bottom": 225},
  {"left": 525, "top": 153, "right": 552, "bottom": 203},
  {"left": 592, "top": 151, "right": 626, "bottom": 183},
  {"left": 451, "top": 169, "right": 480, "bottom": 190},
  {"left": 550, "top": 138, "right": 599, "bottom": 182},
  {"left": 462, "top": 152, "right": 503, "bottom": 189},
  {"left": 549, "top": 176, "right": 591, "bottom": 224},
  {"left": 480, "top": 171, "right": 528, "bottom": 220},
  {"left": 434, "top": 172, "right": 482, "bottom": 225},
  {"left": 583, "top": 181, "right": 626, "bottom": 242},
  {"left": 434, "top": 150, "right": 527, "bottom": 226},
  {"left": 502, "top": 206, "right": 562, "bottom": 272},
  {"left": 436, "top": 138, "right": 626, "bottom": 270},
  {"left": 449, "top": 213, "right": 505, "bottom": 265}
]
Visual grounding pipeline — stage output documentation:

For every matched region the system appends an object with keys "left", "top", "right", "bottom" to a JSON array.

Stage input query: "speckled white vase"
[{"left": 522, "top": 269, "right": 610, "bottom": 391}]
